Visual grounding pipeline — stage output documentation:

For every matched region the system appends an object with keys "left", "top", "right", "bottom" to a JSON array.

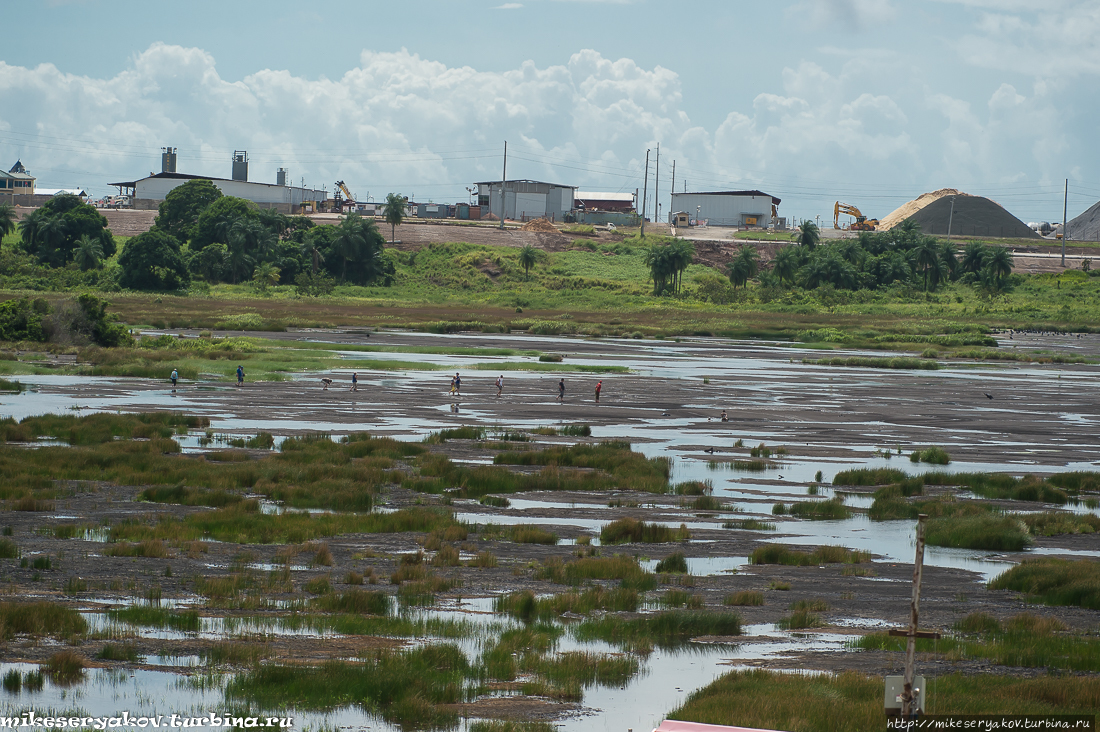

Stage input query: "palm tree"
[
  {"left": 35, "top": 216, "right": 67, "bottom": 265},
  {"left": 251, "top": 262, "right": 281, "bottom": 292},
  {"left": 73, "top": 234, "right": 104, "bottom": 271},
  {"left": 644, "top": 243, "right": 674, "bottom": 295},
  {"left": 0, "top": 203, "right": 16, "bottom": 240},
  {"left": 300, "top": 231, "right": 325, "bottom": 274},
  {"left": 960, "top": 242, "right": 988, "bottom": 274},
  {"left": 984, "top": 246, "right": 1013, "bottom": 285},
  {"left": 333, "top": 214, "right": 367, "bottom": 282},
  {"left": 518, "top": 245, "right": 537, "bottom": 280},
  {"left": 874, "top": 251, "right": 911, "bottom": 286},
  {"left": 18, "top": 208, "right": 44, "bottom": 249},
  {"left": 914, "top": 237, "right": 941, "bottom": 291},
  {"left": 668, "top": 238, "right": 695, "bottom": 293},
  {"left": 796, "top": 221, "right": 820, "bottom": 249},
  {"left": 727, "top": 246, "right": 759, "bottom": 289},
  {"left": 772, "top": 246, "right": 801, "bottom": 286},
  {"left": 383, "top": 193, "right": 405, "bottom": 243},
  {"left": 257, "top": 208, "right": 288, "bottom": 239}
]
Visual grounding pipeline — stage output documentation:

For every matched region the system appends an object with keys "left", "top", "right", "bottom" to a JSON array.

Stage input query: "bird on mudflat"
[
  {"left": 984, "top": 393, "right": 993, "bottom": 400},
  {"left": 704, "top": 448, "right": 715, "bottom": 454},
  {"left": 661, "top": 411, "right": 671, "bottom": 416}
]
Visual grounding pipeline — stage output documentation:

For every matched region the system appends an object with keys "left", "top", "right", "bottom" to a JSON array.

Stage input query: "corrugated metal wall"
[{"left": 669, "top": 193, "right": 773, "bottom": 227}]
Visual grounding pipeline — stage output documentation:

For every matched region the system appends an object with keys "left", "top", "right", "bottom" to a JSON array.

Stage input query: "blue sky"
[{"left": 3, "top": 0, "right": 1099, "bottom": 224}]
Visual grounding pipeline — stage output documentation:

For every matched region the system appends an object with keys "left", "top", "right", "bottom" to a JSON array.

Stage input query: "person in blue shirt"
[{"left": 236, "top": 365, "right": 244, "bottom": 387}]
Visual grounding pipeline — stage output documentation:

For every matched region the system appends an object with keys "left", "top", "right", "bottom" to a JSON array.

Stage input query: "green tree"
[
  {"left": 727, "top": 245, "right": 759, "bottom": 289},
  {"left": 796, "top": 221, "right": 820, "bottom": 249},
  {"left": 251, "top": 262, "right": 281, "bottom": 292},
  {"left": 257, "top": 208, "right": 289, "bottom": 239},
  {"left": 984, "top": 246, "right": 1013, "bottom": 285},
  {"left": 960, "top": 242, "right": 988, "bottom": 274},
  {"left": 18, "top": 194, "right": 114, "bottom": 268},
  {"left": 191, "top": 196, "right": 257, "bottom": 251},
  {"left": 118, "top": 230, "right": 190, "bottom": 291},
  {"left": 300, "top": 230, "right": 326, "bottom": 274},
  {"left": 0, "top": 202, "right": 16, "bottom": 239},
  {"left": 383, "top": 193, "right": 405, "bottom": 243},
  {"left": 154, "top": 179, "right": 223, "bottom": 241},
  {"left": 518, "top": 245, "right": 537, "bottom": 280},
  {"left": 644, "top": 242, "right": 674, "bottom": 295},
  {"left": 332, "top": 214, "right": 366, "bottom": 283},
  {"left": 914, "top": 237, "right": 942, "bottom": 291},
  {"left": 668, "top": 238, "right": 695, "bottom": 293},
  {"left": 73, "top": 234, "right": 104, "bottom": 271},
  {"left": 772, "top": 246, "right": 801, "bottom": 286}
]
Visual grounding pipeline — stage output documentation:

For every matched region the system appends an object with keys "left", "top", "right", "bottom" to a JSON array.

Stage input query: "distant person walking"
[
  {"left": 236, "top": 365, "right": 244, "bottom": 387},
  {"left": 350, "top": 373, "right": 358, "bottom": 392},
  {"left": 594, "top": 380, "right": 602, "bottom": 403},
  {"left": 453, "top": 373, "right": 462, "bottom": 397},
  {"left": 558, "top": 378, "right": 565, "bottom": 403},
  {"left": 449, "top": 374, "right": 457, "bottom": 395},
  {"left": 170, "top": 369, "right": 178, "bottom": 389},
  {"left": 496, "top": 375, "right": 504, "bottom": 398}
]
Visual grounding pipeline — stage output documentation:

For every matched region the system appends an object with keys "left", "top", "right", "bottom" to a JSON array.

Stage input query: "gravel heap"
[
  {"left": 1066, "top": 200, "right": 1100, "bottom": 242},
  {"left": 903, "top": 195, "right": 1038, "bottom": 239},
  {"left": 521, "top": 217, "right": 558, "bottom": 232},
  {"left": 879, "top": 188, "right": 966, "bottom": 231}
]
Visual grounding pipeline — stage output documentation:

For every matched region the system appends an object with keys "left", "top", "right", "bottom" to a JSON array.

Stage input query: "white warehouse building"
[
  {"left": 670, "top": 190, "right": 781, "bottom": 227},
  {"left": 112, "top": 172, "right": 327, "bottom": 213},
  {"left": 476, "top": 180, "right": 577, "bottom": 222}
]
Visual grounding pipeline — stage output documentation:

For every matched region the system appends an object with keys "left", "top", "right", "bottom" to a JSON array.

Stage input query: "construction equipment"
[
  {"left": 834, "top": 201, "right": 879, "bottom": 231},
  {"left": 334, "top": 180, "right": 355, "bottom": 211}
]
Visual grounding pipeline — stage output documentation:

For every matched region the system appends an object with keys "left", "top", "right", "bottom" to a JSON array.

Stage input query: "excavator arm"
[
  {"left": 834, "top": 201, "right": 878, "bottom": 231},
  {"left": 335, "top": 180, "right": 355, "bottom": 203}
]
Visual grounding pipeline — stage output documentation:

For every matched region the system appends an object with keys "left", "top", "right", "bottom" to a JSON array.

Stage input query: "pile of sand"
[
  {"left": 878, "top": 189, "right": 968, "bottom": 231},
  {"left": 521, "top": 218, "right": 558, "bottom": 232},
  {"left": 1067, "top": 200, "right": 1100, "bottom": 242}
]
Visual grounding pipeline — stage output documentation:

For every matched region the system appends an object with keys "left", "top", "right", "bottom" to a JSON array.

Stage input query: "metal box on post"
[{"left": 884, "top": 675, "right": 926, "bottom": 716}]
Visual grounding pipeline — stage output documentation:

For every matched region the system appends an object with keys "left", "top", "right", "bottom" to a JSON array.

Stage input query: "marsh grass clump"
[
  {"left": 911, "top": 446, "right": 951, "bottom": 464},
  {"left": 732, "top": 460, "right": 770, "bottom": 472},
  {"left": 225, "top": 645, "right": 472, "bottom": 729},
  {"left": 493, "top": 441, "right": 671, "bottom": 494},
  {"left": 777, "top": 610, "right": 824, "bottom": 630},
  {"left": 537, "top": 555, "right": 657, "bottom": 590},
  {"left": 304, "top": 576, "right": 332, "bottom": 595},
  {"left": 573, "top": 610, "right": 742, "bottom": 650},
  {"left": 724, "top": 591, "right": 764, "bottom": 606},
  {"left": 988, "top": 558, "right": 1100, "bottom": 610},
  {"left": 654, "top": 551, "right": 689, "bottom": 574},
  {"left": 509, "top": 526, "right": 558, "bottom": 545},
  {"left": 658, "top": 589, "right": 703, "bottom": 609},
  {"left": 96, "top": 643, "right": 141, "bottom": 662},
  {"left": 691, "top": 495, "right": 725, "bottom": 511},
  {"left": 108, "top": 606, "right": 201, "bottom": 632},
  {"left": 791, "top": 599, "right": 829, "bottom": 612},
  {"left": 314, "top": 589, "right": 391, "bottom": 615},
  {"left": 0, "top": 537, "right": 18, "bottom": 559},
  {"left": 469, "top": 722, "right": 557, "bottom": 732},
  {"left": 495, "top": 587, "right": 638, "bottom": 622},
  {"left": 44, "top": 650, "right": 86, "bottom": 684},
  {"left": 675, "top": 480, "right": 711, "bottom": 496},
  {"left": 600, "top": 518, "right": 689, "bottom": 544},
  {"left": 0, "top": 412, "right": 209, "bottom": 446},
  {"left": 424, "top": 426, "right": 486, "bottom": 443},
  {"left": 926, "top": 514, "right": 1031, "bottom": 551},
  {"left": 832, "top": 468, "right": 908, "bottom": 486},
  {"left": 479, "top": 495, "right": 510, "bottom": 508},
  {"left": 557, "top": 424, "right": 592, "bottom": 436},
  {"left": 470, "top": 551, "right": 498, "bottom": 568},
  {"left": 432, "top": 544, "right": 461, "bottom": 566},
  {"left": 723, "top": 519, "right": 776, "bottom": 531},
  {"left": 750, "top": 545, "right": 870, "bottom": 566},
  {"left": 0, "top": 601, "right": 87, "bottom": 640},
  {"left": 1021, "top": 511, "right": 1100, "bottom": 536},
  {"left": 786, "top": 497, "right": 850, "bottom": 521}
]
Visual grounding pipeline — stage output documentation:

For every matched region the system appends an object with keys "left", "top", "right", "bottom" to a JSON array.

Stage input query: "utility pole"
[
  {"left": 640, "top": 149, "right": 650, "bottom": 237},
  {"left": 1062, "top": 178, "right": 1068, "bottom": 267},
  {"left": 946, "top": 196, "right": 956, "bottom": 239},
  {"left": 654, "top": 143, "right": 660, "bottom": 228},
  {"left": 670, "top": 160, "right": 676, "bottom": 218},
  {"left": 901, "top": 514, "right": 928, "bottom": 719},
  {"left": 500, "top": 141, "right": 507, "bottom": 230}
]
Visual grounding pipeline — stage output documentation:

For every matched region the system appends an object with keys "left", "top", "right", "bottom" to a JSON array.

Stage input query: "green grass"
[
  {"left": 988, "top": 558, "right": 1100, "bottom": 610},
  {"left": 225, "top": 645, "right": 472, "bottom": 729},
  {"left": 0, "top": 378, "right": 22, "bottom": 392},
  {"left": 722, "top": 518, "right": 776, "bottom": 531},
  {"left": 668, "top": 669, "right": 1100, "bottom": 730},
  {"left": 494, "top": 587, "right": 638, "bottom": 621},
  {"left": 925, "top": 514, "right": 1032, "bottom": 551},
  {"left": 654, "top": 551, "right": 689, "bottom": 574},
  {"left": 0, "top": 601, "right": 88, "bottom": 640},
  {"left": 724, "top": 591, "right": 764, "bottom": 606},
  {"left": 600, "top": 517, "right": 689, "bottom": 544},
  {"left": 493, "top": 441, "right": 671, "bottom": 494},
  {"left": 111, "top": 504, "right": 460, "bottom": 545},
  {"left": 780, "top": 497, "right": 851, "bottom": 520},
  {"left": 832, "top": 468, "right": 907, "bottom": 486},
  {"left": 96, "top": 643, "right": 141, "bottom": 662},
  {"left": 776, "top": 609, "right": 824, "bottom": 630},
  {"left": 749, "top": 544, "right": 871, "bottom": 566},
  {"left": 1020, "top": 511, "right": 1100, "bottom": 536},
  {"left": 804, "top": 356, "right": 938, "bottom": 370},
  {"left": 573, "top": 610, "right": 742, "bottom": 650},
  {"left": 910, "top": 445, "right": 951, "bottom": 464},
  {"left": 851, "top": 612, "right": 1100, "bottom": 672},
  {"left": 536, "top": 555, "right": 657, "bottom": 590},
  {"left": 108, "top": 606, "right": 201, "bottom": 632}
]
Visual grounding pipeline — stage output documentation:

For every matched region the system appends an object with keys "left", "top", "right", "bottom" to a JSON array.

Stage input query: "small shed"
[
  {"left": 416, "top": 203, "right": 447, "bottom": 219},
  {"left": 671, "top": 211, "right": 691, "bottom": 227}
]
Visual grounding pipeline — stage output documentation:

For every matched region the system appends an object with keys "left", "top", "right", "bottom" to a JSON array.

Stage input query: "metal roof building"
[
  {"left": 576, "top": 191, "right": 635, "bottom": 212},
  {"left": 1, "top": 160, "right": 36, "bottom": 196},
  {"left": 476, "top": 179, "right": 577, "bottom": 222},
  {"left": 670, "top": 190, "right": 781, "bottom": 227},
  {"left": 111, "top": 172, "right": 326, "bottom": 213}
]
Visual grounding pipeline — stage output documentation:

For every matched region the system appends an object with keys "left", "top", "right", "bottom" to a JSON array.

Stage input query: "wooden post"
[{"left": 901, "top": 514, "right": 928, "bottom": 718}]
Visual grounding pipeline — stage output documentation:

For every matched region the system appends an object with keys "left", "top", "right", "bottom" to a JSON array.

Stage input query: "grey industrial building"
[
  {"left": 111, "top": 149, "right": 326, "bottom": 213},
  {"left": 476, "top": 180, "right": 577, "bottom": 222},
  {"left": 670, "top": 190, "right": 781, "bottom": 227}
]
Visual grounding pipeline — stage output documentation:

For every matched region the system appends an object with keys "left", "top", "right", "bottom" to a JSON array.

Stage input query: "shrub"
[
  {"left": 44, "top": 650, "right": 86, "bottom": 683},
  {"left": 655, "top": 551, "right": 689, "bottom": 574},
  {"left": 600, "top": 518, "right": 689, "bottom": 544}
]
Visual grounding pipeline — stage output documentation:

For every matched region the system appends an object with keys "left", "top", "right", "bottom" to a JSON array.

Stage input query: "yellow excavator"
[
  {"left": 334, "top": 180, "right": 355, "bottom": 211},
  {"left": 834, "top": 202, "right": 879, "bottom": 231}
]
